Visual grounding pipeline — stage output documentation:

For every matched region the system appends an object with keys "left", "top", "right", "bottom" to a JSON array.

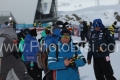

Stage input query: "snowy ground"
[
  {"left": 59, "top": 4, "right": 120, "bottom": 27},
  {"left": 36, "top": 32, "right": 120, "bottom": 80}
]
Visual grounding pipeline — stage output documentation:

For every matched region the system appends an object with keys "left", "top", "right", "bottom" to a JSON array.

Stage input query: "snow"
[
  {"left": 36, "top": 31, "right": 120, "bottom": 80},
  {"left": 58, "top": 4, "right": 120, "bottom": 27},
  {"left": 58, "top": 0, "right": 118, "bottom": 11}
]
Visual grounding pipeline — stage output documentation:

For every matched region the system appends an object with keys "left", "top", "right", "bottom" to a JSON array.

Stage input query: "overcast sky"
[{"left": 58, "top": 0, "right": 119, "bottom": 10}]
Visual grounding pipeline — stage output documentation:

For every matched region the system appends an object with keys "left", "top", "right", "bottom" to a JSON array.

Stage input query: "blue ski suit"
[{"left": 48, "top": 41, "right": 86, "bottom": 80}]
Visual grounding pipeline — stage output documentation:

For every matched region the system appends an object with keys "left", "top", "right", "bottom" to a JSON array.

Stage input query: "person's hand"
[
  {"left": 87, "top": 60, "right": 91, "bottom": 65},
  {"left": 69, "top": 59, "right": 73, "bottom": 63},
  {"left": 97, "top": 47, "right": 104, "bottom": 52},
  {"left": 69, "top": 58, "right": 76, "bottom": 69},
  {"left": 100, "top": 47, "right": 104, "bottom": 52},
  {"left": 64, "top": 59, "right": 71, "bottom": 66}
]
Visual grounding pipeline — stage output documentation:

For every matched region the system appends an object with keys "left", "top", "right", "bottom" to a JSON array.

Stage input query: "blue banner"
[{"left": 16, "top": 23, "right": 49, "bottom": 28}]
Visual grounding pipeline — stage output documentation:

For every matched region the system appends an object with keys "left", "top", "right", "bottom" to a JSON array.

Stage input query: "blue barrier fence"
[
  {"left": 0, "top": 23, "right": 49, "bottom": 28},
  {"left": 16, "top": 23, "right": 49, "bottom": 28}
]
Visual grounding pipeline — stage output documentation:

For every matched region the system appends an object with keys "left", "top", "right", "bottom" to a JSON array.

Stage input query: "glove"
[
  {"left": 87, "top": 60, "right": 91, "bottom": 65},
  {"left": 69, "top": 62, "right": 76, "bottom": 69},
  {"left": 38, "top": 39, "right": 41, "bottom": 42},
  {"left": 69, "top": 56, "right": 77, "bottom": 69},
  {"left": 81, "top": 57, "right": 86, "bottom": 63},
  {"left": 78, "top": 54, "right": 86, "bottom": 63}
]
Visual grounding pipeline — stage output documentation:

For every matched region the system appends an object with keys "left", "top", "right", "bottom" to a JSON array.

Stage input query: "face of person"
[
  {"left": 60, "top": 33, "right": 70, "bottom": 44},
  {"left": 95, "top": 27, "right": 100, "bottom": 31},
  {"left": 80, "top": 21, "right": 83, "bottom": 24}
]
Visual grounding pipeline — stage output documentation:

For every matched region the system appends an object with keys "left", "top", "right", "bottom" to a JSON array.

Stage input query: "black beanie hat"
[
  {"left": 60, "top": 29, "right": 71, "bottom": 36},
  {"left": 56, "top": 21, "right": 64, "bottom": 25},
  {"left": 64, "top": 22, "right": 69, "bottom": 25},
  {"left": 23, "top": 28, "right": 30, "bottom": 35},
  {"left": 30, "top": 28, "right": 37, "bottom": 37}
]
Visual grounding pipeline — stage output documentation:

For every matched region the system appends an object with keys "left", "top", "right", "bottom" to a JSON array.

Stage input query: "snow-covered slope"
[
  {"left": 58, "top": 5, "right": 120, "bottom": 26},
  {"left": 58, "top": 0, "right": 118, "bottom": 11}
]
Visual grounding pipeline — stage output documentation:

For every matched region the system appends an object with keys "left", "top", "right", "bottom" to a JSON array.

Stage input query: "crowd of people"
[{"left": 0, "top": 18, "right": 118, "bottom": 80}]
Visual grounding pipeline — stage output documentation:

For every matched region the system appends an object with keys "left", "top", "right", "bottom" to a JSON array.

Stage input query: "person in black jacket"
[
  {"left": 17, "top": 28, "right": 30, "bottom": 57},
  {"left": 62, "top": 22, "right": 69, "bottom": 30},
  {"left": 87, "top": 19, "right": 116, "bottom": 80},
  {"left": 83, "top": 21, "right": 89, "bottom": 42}
]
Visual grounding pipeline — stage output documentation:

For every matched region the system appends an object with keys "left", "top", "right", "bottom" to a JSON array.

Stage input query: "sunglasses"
[{"left": 61, "top": 35, "right": 70, "bottom": 39}]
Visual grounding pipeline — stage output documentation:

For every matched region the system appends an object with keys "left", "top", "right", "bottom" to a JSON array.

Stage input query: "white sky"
[{"left": 58, "top": 0, "right": 119, "bottom": 11}]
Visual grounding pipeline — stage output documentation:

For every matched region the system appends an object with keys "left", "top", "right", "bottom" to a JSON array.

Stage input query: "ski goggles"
[
  {"left": 94, "top": 22, "right": 101, "bottom": 28},
  {"left": 60, "top": 34, "right": 71, "bottom": 39}
]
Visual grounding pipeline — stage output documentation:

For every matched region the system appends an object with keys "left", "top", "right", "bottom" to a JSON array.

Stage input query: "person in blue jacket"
[
  {"left": 23, "top": 28, "right": 42, "bottom": 80},
  {"left": 48, "top": 29, "right": 86, "bottom": 80},
  {"left": 43, "top": 28, "right": 61, "bottom": 52},
  {"left": 87, "top": 19, "right": 116, "bottom": 80}
]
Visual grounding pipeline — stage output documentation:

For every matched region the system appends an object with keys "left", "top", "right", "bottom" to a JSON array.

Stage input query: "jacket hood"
[
  {"left": 0, "top": 27, "right": 18, "bottom": 40},
  {"left": 0, "top": 34, "right": 17, "bottom": 57},
  {"left": 43, "top": 35, "right": 56, "bottom": 51},
  {"left": 53, "top": 28, "right": 61, "bottom": 36},
  {"left": 24, "top": 34, "right": 36, "bottom": 42},
  {"left": 52, "top": 25, "right": 61, "bottom": 34},
  {"left": 30, "top": 28, "right": 37, "bottom": 37}
]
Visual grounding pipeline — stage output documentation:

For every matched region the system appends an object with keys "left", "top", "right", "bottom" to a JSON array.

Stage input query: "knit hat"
[
  {"left": 63, "top": 22, "right": 69, "bottom": 28},
  {"left": 56, "top": 21, "right": 64, "bottom": 25},
  {"left": 93, "top": 19, "right": 103, "bottom": 28},
  {"left": 60, "top": 29, "right": 71, "bottom": 36},
  {"left": 23, "top": 28, "right": 30, "bottom": 35},
  {"left": 30, "top": 28, "right": 37, "bottom": 37}
]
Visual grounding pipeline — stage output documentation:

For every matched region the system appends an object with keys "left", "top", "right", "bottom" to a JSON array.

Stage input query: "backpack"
[
  {"left": 37, "top": 44, "right": 58, "bottom": 69},
  {"left": 37, "top": 28, "right": 60, "bottom": 69},
  {"left": 37, "top": 28, "right": 60, "bottom": 80},
  {"left": 37, "top": 44, "right": 58, "bottom": 80}
]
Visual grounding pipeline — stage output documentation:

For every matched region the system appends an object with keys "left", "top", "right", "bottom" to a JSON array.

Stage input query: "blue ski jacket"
[{"left": 48, "top": 41, "right": 86, "bottom": 80}]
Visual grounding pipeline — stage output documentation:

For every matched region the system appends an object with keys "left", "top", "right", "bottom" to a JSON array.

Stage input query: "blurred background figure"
[{"left": 108, "top": 21, "right": 117, "bottom": 38}]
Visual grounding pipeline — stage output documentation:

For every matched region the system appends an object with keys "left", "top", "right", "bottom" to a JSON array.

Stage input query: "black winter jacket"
[{"left": 87, "top": 29, "right": 115, "bottom": 60}]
